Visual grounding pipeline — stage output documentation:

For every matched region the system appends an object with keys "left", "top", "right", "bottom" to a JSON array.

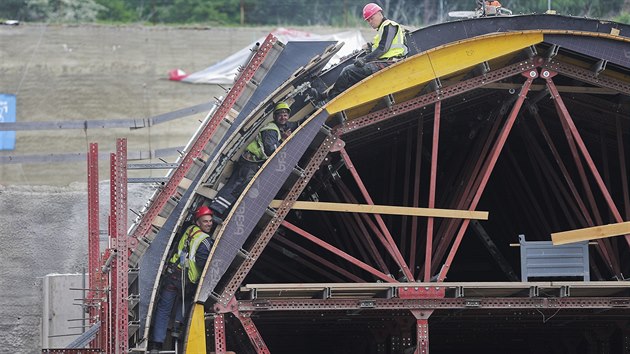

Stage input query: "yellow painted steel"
[
  {"left": 325, "top": 32, "right": 543, "bottom": 114},
  {"left": 551, "top": 221, "right": 630, "bottom": 245},
  {"left": 269, "top": 200, "right": 489, "bottom": 220},
  {"left": 184, "top": 303, "right": 207, "bottom": 353}
]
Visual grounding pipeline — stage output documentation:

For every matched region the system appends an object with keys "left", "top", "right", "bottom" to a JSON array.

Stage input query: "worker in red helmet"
[
  {"left": 317, "top": 2, "right": 408, "bottom": 101},
  {"left": 209, "top": 102, "right": 304, "bottom": 221},
  {"left": 149, "top": 205, "right": 215, "bottom": 353}
]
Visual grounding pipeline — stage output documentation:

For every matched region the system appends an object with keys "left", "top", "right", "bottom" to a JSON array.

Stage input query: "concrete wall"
[
  {"left": 0, "top": 182, "right": 153, "bottom": 353},
  {"left": 42, "top": 274, "right": 87, "bottom": 349}
]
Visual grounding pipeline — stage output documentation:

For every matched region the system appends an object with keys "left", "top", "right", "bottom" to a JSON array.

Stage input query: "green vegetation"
[{"left": 0, "top": 0, "right": 628, "bottom": 26}]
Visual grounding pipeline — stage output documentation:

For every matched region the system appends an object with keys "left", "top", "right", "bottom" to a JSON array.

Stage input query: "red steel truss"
[
  {"left": 127, "top": 34, "right": 278, "bottom": 266},
  {"left": 77, "top": 47, "right": 630, "bottom": 353}
]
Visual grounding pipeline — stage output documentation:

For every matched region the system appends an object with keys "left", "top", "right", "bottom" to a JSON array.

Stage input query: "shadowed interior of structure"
[{"left": 224, "top": 41, "right": 630, "bottom": 353}]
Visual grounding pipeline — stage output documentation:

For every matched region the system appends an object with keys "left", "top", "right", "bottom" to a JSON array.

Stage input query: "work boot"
[
  {"left": 148, "top": 341, "right": 162, "bottom": 353},
  {"left": 305, "top": 87, "right": 320, "bottom": 101},
  {"left": 306, "top": 87, "right": 329, "bottom": 103},
  {"left": 171, "top": 321, "right": 182, "bottom": 339}
]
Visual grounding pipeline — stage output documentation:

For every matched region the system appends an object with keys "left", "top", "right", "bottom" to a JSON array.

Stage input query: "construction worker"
[
  {"left": 209, "top": 101, "right": 301, "bottom": 221},
  {"left": 314, "top": 3, "right": 408, "bottom": 101},
  {"left": 148, "top": 205, "right": 215, "bottom": 353}
]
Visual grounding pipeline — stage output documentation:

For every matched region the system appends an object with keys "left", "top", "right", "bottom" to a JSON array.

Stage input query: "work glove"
[{"left": 354, "top": 57, "right": 365, "bottom": 68}]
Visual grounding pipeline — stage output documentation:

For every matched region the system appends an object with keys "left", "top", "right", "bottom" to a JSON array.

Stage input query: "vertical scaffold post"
[
  {"left": 410, "top": 310, "right": 433, "bottom": 354},
  {"left": 87, "top": 143, "right": 101, "bottom": 349},
  {"left": 214, "top": 314, "right": 227, "bottom": 354},
  {"left": 110, "top": 138, "right": 129, "bottom": 353}
]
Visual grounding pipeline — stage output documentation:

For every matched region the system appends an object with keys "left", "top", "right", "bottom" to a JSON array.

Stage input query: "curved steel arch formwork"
[{"left": 123, "top": 14, "right": 630, "bottom": 354}]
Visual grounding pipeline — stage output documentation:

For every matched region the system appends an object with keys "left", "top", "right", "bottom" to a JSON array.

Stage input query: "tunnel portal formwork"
[{"left": 111, "top": 14, "right": 630, "bottom": 354}]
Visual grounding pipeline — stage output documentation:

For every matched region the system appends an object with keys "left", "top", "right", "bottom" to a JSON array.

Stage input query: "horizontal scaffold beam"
[
  {"left": 238, "top": 282, "right": 630, "bottom": 310},
  {"left": 269, "top": 200, "right": 489, "bottom": 220},
  {"left": 238, "top": 297, "right": 630, "bottom": 311}
]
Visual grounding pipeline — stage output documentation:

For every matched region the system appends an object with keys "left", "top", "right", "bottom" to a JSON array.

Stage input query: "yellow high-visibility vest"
[
  {"left": 245, "top": 122, "right": 281, "bottom": 161},
  {"left": 372, "top": 19, "right": 408, "bottom": 59},
  {"left": 169, "top": 225, "right": 209, "bottom": 284}
]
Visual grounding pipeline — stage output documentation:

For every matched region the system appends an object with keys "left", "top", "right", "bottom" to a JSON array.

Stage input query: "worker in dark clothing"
[
  {"left": 315, "top": 3, "right": 408, "bottom": 100},
  {"left": 148, "top": 205, "right": 215, "bottom": 353},
  {"left": 209, "top": 102, "right": 300, "bottom": 221}
]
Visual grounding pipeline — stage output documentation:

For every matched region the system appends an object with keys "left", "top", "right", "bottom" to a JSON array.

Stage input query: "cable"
[{"left": 536, "top": 308, "right": 561, "bottom": 323}]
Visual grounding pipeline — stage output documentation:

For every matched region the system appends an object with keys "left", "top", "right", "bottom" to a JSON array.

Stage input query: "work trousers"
[
  {"left": 150, "top": 266, "right": 195, "bottom": 345},
  {"left": 329, "top": 61, "right": 390, "bottom": 98},
  {"left": 209, "top": 157, "right": 261, "bottom": 217}
]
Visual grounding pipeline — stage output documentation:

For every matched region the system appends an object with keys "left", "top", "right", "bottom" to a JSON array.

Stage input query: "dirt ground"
[
  {"left": 0, "top": 23, "right": 365, "bottom": 352},
  {"left": 0, "top": 23, "right": 365, "bottom": 186},
  {"left": 0, "top": 24, "right": 273, "bottom": 185}
]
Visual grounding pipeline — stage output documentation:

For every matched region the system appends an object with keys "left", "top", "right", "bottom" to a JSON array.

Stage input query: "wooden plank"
[
  {"left": 551, "top": 221, "right": 630, "bottom": 245},
  {"left": 268, "top": 200, "right": 488, "bottom": 220},
  {"left": 179, "top": 177, "right": 193, "bottom": 190},
  {"left": 152, "top": 215, "right": 167, "bottom": 228}
]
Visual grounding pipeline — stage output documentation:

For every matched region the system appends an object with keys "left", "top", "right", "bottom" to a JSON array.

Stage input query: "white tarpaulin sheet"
[{"left": 176, "top": 28, "right": 366, "bottom": 84}]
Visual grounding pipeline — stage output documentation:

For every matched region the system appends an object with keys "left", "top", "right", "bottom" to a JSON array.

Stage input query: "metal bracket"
[
  {"left": 525, "top": 45, "right": 538, "bottom": 58},
  {"left": 429, "top": 78, "right": 443, "bottom": 92},
  {"left": 327, "top": 159, "right": 345, "bottom": 180},
  {"left": 398, "top": 286, "right": 446, "bottom": 299},
  {"left": 359, "top": 300, "right": 376, "bottom": 308},
  {"left": 384, "top": 93, "right": 396, "bottom": 108},
  {"left": 214, "top": 296, "right": 239, "bottom": 314},
  {"left": 455, "top": 286, "right": 465, "bottom": 298},
  {"left": 292, "top": 165, "right": 305, "bottom": 177},
  {"left": 477, "top": 61, "right": 491, "bottom": 75},
  {"left": 591, "top": 59, "right": 608, "bottom": 76},
  {"left": 265, "top": 207, "right": 278, "bottom": 217},
  {"left": 545, "top": 44, "right": 560, "bottom": 60},
  {"left": 237, "top": 248, "right": 251, "bottom": 259},
  {"left": 465, "top": 299, "right": 481, "bottom": 307},
  {"left": 560, "top": 286, "right": 570, "bottom": 298}
]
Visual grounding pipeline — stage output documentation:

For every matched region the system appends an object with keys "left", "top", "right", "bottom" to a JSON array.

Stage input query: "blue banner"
[{"left": 0, "top": 94, "right": 16, "bottom": 150}]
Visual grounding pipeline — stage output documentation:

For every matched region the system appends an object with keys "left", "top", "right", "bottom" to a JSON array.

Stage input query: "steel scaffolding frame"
[{"left": 75, "top": 40, "right": 630, "bottom": 352}]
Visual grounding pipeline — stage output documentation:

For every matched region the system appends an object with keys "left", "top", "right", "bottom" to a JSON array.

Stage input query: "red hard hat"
[
  {"left": 362, "top": 3, "right": 382, "bottom": 21},
  {"left": 194, "top": 205, "right": 213, "bottom": 220}
]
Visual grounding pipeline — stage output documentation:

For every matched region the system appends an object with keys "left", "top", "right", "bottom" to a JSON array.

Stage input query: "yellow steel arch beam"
[
  {"left": 185, "top": 304, "right": 207, "bottom": 353},
  {"left": 325, "top": 32, "right": 544, "bottom": 114}
]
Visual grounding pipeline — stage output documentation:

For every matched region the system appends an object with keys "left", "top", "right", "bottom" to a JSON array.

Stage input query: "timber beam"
[
  {"left": 552, "top": 221, "right": 630, "bottom": 245},
  {"left": 268, "top": 200, "right": 489, "bottom": 220}
]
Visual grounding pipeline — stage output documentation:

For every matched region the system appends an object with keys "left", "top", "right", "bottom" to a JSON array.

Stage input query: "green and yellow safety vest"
[
  {"left": 372, "top": 19, "right": 408, "bottom": 59},
  {"left": 169, "top": 225, "right": 209, "bottom": 284},
  {"left": 245, "top": 122, "right": 281, "bottom": 161}
]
